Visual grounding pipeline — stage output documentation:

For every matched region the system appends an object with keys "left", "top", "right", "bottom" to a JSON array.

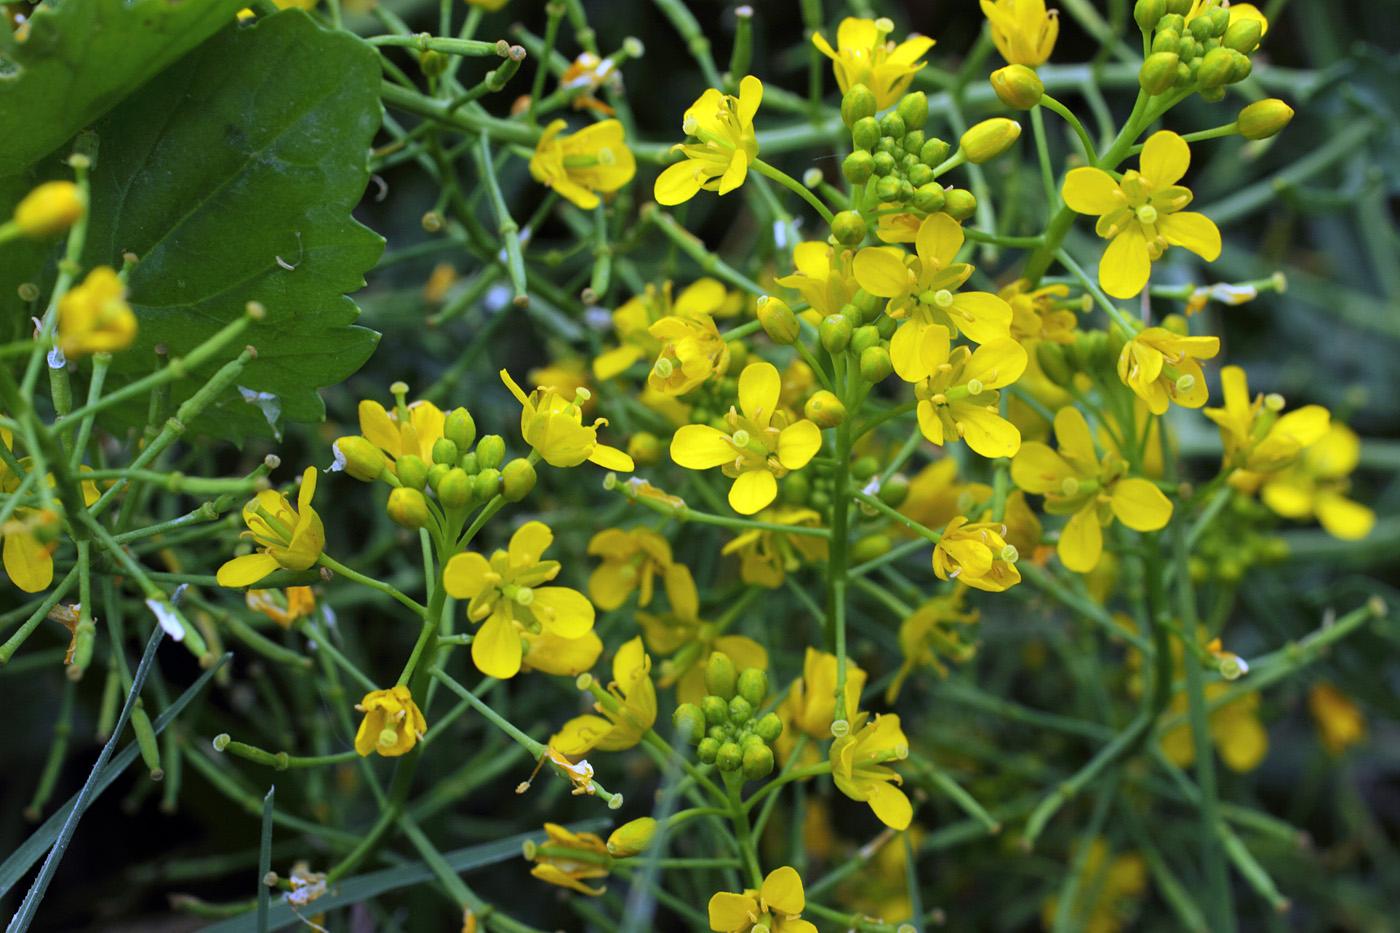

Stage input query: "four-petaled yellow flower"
[
  {"left": 907, "top": 324, "right": 1027, "bottom": 460},
  {"left": 354, "top": 686, "right": 427, "bottom": 758},
  {"left": 529, "top": 823, "right": 610, "bottom": 896},
  {"left": 886, "top": 587, "right": 979, "bottom": 701},
  {"left": 831, "top": 712, "right": 912, "bottom": 830},
  {"left": 594, "top": 279, "right": 739, "bottom": 380},
  {"left": 217, "top": 467, "right": 324, "bottom": 588},
  {"left": 777, "top": 648, "right": 866, "bottom": 768},
  {"left": 1117, "top": 326, "right": 1220, "bottom": 415},
  {"left": 1012, "top": 407, "right": 1174, "bottom": 572},
  {"left": 709, "top": 865, "right": 817, "bottom": 933},
  {"left": 552, "top": 636, "right": 657, "bottom": 754},
  {"left": 587, "top": 526, "right": 693, "bottom": 610},
  {"left": 528, "top": 119, "right": 636, "bottom": 210},
  {"left": 981, "top": 0, "right": 1059, "bottom": 67},
  {"left": 774, "top": 241, "right": 860, "bottom": 322},
  {"left": 812, "top": 17, "right": 934, "bottom": 109},
  {"left": 1002, "top": 280, "right": 1077, "bottom": 344},
  {"left": 0, "top": 430, "right": 100, "bottom": 593},
  {"left": 1308, "top": 683, "right": 1365, "bottom": 755},
  {"left": 344, "top": 389, "right": 445, "bottom": 480},
  {"left": 1204, "top": 365, "right": 1330, "bottom": 475},
  {"left": 1258, "top": 423, "right": 1375, "bottom": 540},
  {"left": 442, "top": 521, "right": 596, "bottom": 679},
  {"left": 1063, "top": 131, "right": 1221, "bottom": 299},
  {"left": 57, "top": 266, "right": 137, "bottom": 358},
  {"left": 933, "top": 515, "right": 1021, "bottom": 592},
  {"left": 854, "top": 213, "right": 1014, "bottom": 378},
  {"left": 655, "top": 76, "right": 763, "bottom": 205},
  {"left": 648, "top": 313, "right": 730, "bottom": 396},
  {"left": 670, "top": 361, "right": 823, "bottom": 514},
  {"left": 1161, "top": 684, "right": 1267, "bottom": 773},
  {"left": 501, "top": 370, "right": 633, "bottom": 471},
  {"left": 721, "top": 506, "right": 828, "bottom": 588}
]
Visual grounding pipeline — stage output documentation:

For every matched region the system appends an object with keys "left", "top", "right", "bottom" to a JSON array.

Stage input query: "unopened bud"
[
  {"left": 943, "top": 188, "right": 978, "bottom": 221},
  {"left": 476, "top": 434, "right": 505, "bottom": 470},
  {"left": 1139, "top": 51, "right": 1181, "bottom": 95},
  {"left": 431, "top": 438, "right": 459, "bottom": 466},
  {"left": 842, "top": 150, "right": 876, "bottom": 185},
  {"left": 397, "top": 454, "right": 429, "bottom": 490},
  {"left": 819, "top": 314, "right": 853, "bottom": 355},
  {"left": 1196, "top": 46, "right": 1233, "bottom": 89},
  {"left": 705, "top": 651, "right": 738, "bottom": 700},
  {"left": 728, "top": 695, "right": 753, "bottom": 724},
  {"left": 701, "top": 694, "right": 729, "bottom": 726},
  {"left": 879, "top": 112, "right": 906, "bottom": 141},
  {"left": 387, "top": 487, "right": 431, "bottom": 529},
  {"left": 501, "top": 458, "right": 537, "bottom": 502},
  {"left": 831, "top": 210, "right": 866, "bottom": 248},
  {"left": 445, "top": 408, "right": 477, "bottom": 451},
  {"left": 437, "top": 468, "right": 472, "bottom": 510},
  {"left": 757, "top": 295, "right": 800, "bottom": 345},
  {"left": 1237, "top": 98, "right": 1293, "bottom": 140},
  {"left": 912, "top": 183, "right": 946, "bottom": 213},
  {"left": 627, "top": 431, "right": 662, "bottom": 466},
  {"left": 1222, "top": 17, "right": 1262, "bottom": 53},
  {"left": 896, "top": 91, "right": 928, "bottom": 131},
  {"left": 755, "top": 711, "right": 783, "bottom": 743},
  {"left": 841, "top": 83, "right": 878, "bottom": 128},
  {"left": 991, "top": 65, "right": 1043, "bottom": 110},
  {"left": 851, "top": 116, "right": 881, "bottom": 152},
  {"left": 860, "top": 346, "right": 893, "bottom": 383},
  {"left": 696, "top": 736, "right": 720, "bottom": 763},
  {"left": 13, "top": 181, "right": 84, "bottom": 237},
  {"left": 737, "top": 667, "right": 768, "bottom": 707},
  {"left": 742, "top": 744, "right": 775, "bottom": 781},
  {"left": 1134, "top": 0, "right": 1165, "bottom": 32},
  {"left": 804, "top": 389, "right": 846, "bottom": 427},
  {"left": 607, "top": 817, "right": 657, "bottom": 857},
  {"left": 471, "top": 468, "right": 501, "bottom": 502},
  {"left": 418, "top": 49, "right": 449, "bottom": 78},
  {"left": 333, "top": 436, "right": 386, "bottom": 482},
  {"left": 959, "top": 118, "right": 1021, "bottom": 164},
  {"left": 673, "top": 703, "right": 707, "bottom": 744},
  {"left": 716, "top": 741, "right": 743, "bottom": 773},
  {"left": 920, "top": 137, "right": 951, "bottom": 167}
]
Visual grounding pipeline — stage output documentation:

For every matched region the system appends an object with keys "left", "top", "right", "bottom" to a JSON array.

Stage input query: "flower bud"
[
  {"left": 1152, "top": 30, "right": 1179, "bottom": 55},
  {"left": 896, "top": 91, "right": 928, "bottom": 131},
  {"left": 802, "top": 389, "right": 846, "bottom": 427},
  {"left": 501, "top": 458, "right": 537, "bottom": 501},
  {"left": 991, "top": 64, "right": 1044, "bottom": 110},
  {"left": 418, "top": 49, "right": 450, "bottom": 77},
  {"left": 1237, "top": 99, "right": 1293, "bottom": 140},
  {"left": 852, "top": 533, "right": 892, "bottom": 564},
  {"left": 476, "top": 434, "right": 505, "bottom": 470},
  {"left": 1164, "top": 0, "right": 1191, "bottom": 15},
  {"left": 673, "top": 703, "right": 707, "bottom": 744},
  {"left": 1036, "top": 340, "right": 1075, "bottom": 387},
  {"left": 398, "top": 454, "right": 429, "bottom": 491},
  {"left": 1224, "top": 49, "right": 1252, "bottom": 83},
  {"left": 878, "top": 112, "right": 906, "bottom": 141},
  {"left": 851, "top": 455, "right": 881, "bottom": 481},
  {"left": 459, "top": 451, "right": 479, "bottom": 475},
  {"left": 831, "top": 210, "right": 866, "bottom": 248},
  {"left": 333, "top": 436, "right": 386, "bottom": 482},
  {"left": 444, "top": 407, "right": 476, "bottom": 451},
  {"left": 1207, "top": 6, "right": 1230, "bottom": 37},
  {"left": 13, "top": 181, "right": 83, "bottom": 237},
  {"left": 1187, "top": 14, "right": 1213, "bottom": 42},
  {"left": 819, "top": 314, "right": 853, "bottom": 355},
  {"left": 877, "top": 473, "right": 910, "bottom": 507},
  {"left": 908, "top": 183, "right": 944, "bottom": 214},
  {"left": 705, "top": 651, "right": 738, "bottom": 700},
  {"left": 902, "top": 130, "right": 926, "bottom": 158},
  {"left": 840, "top": 83, "right": 878, "bottom": 128},
  {"left": 1223, "top": 17, "right": 1262, "bottom": 53},
  {"left": 755, "top": 711, "right": 783, "bottom": 744},
  {"left": 728, "top": 695, "right": 753, "bottom": 724},
  {"left": 942, "top": 188, "right": 977, "bottom": 221},
  {"left": 696, "top": 736, "right": 720, "bottom": 764},
  {"left": 871, "top": 150, "right": 896, "bottom": 176},
  {"left": 431, "top": 437, "right": 459, "bottom": 466},
  {"left": 701, "top": 694, "right": 729, "bottom": 727},
  {"left": 875, "top": 313, "right": 898, "bottom": 340},
  {"left": 859, "top": 346, "right": 894, "bottom": 383},
  {"left": 607, "top": 818, "right": 658, "bottom": 857},
  {"left": 716, "top": 741, "right": 743, "bottom": 773},
  {"left": 757, "top": 295, "right": 800, "bottom": 345},
  {"left": 919, "top": 137, "right": 951, "bottom": 167},
  {"left": 850, "top": 325, "right": 881, "bottom": 356},
  {"left": 1139, "top": 51, "right": 1180, "bottom": 95},
  {"left": 471, "top": 468, "right": 501, "bottom": 501},
  {"left": 842, "top": 150, "right": 875, "bottom": 185},
  {"left": 874, "top": 175, "right": 903, "bottom": 203},
  {"left": 627, "top": 431, "right": 662, "bottom": 466},
  {"left": 1196, "top": 46, "right": 1233, "bottom": 89},
  {"left": 1133, "top": 0, "right": 1165, "bottom": 32},
  {"left": 437, "top": 467, "right": 472, "bottom": 510},
  {"left": 737, "top": 667, "right": 768, "bottom": 707},
  {"left": 387, "top": 487, "right": 431, "bottom": 530},
  {"left": 959, "top": 118, "right": 1021, "bottom": 164},
  {"left": 851, "top": 116, "right": 881, "bottom": 152},
  {"left": 742, "top": 744, "right": 775, "bottom": 781}
]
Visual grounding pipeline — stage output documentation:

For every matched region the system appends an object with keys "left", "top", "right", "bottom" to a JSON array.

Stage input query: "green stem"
[{"left": 750, "top": 158, "right": 836, "bottom": 225}]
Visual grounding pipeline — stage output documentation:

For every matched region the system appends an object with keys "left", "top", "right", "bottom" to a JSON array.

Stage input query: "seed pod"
[
  {"left": 501, "top": 458, "right": 537, "bottom": 501},
  {"left": 1237, "top": 98, "right": 1293, "bottom": 140},
  {"left": 737, "top": 668, "right": 768, "bottom": 707},
  {"left": 387, "top": 487, "right": 431, "bottom": 530},
  {"left": 959, "top": 118, "right": 1021, "bottom": 163},
  {"left": 705, "top": 651, "right": 738, "bottom": 700},
  {"left": 758, "top": 295, "right": 801, "bottom": 345},
  {"left": 991, "top": 64, "right": 1044, "bottom": 110},
  {"left": 841, "top": 83, "right": 878, "bottom": 128},
  {"left": 804, "top": 389, "right": 846, "bottom": 427}
]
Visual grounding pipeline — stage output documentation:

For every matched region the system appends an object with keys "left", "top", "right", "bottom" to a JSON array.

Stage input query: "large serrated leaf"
[
  {"left": 79, "top": 9, "right": 384, "bottom": 442},
  {"left": 0, "top": 0, "right": 249, "bottom": 175}
]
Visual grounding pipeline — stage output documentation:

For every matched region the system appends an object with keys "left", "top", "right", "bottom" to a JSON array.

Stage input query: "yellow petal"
[
  {"left": 916, "top": 400, "right": 945, "bottom": 446},
  {"left": 717, "top": 152, "right": 748, "bottom": 195},
  {"left": 1053, "top": 406, "right": 1098, "bottom": 473},
  {"left": 3, "top": 529, "right": 53, "bottom": 593},
  {"left": 852, "top": 246, "right": 910, "bottom": 298},
  {"left": 714, "top": 634, "right": 769, "bottom": 673},
  {"left": 1215, "top": 707, "right": 1268, "bottom": 772},
  {"left": 918, "top": 323, "right": 952, "bottom": 376},
  {"left": 1157, "top": 211, "right": 1221, "bottom": 261},
  {"left": 216, "top": 552, "right": 282, "bottom": 588},
  {"left": 530, "top": 586, "right": 595, "bottom": 638},
  {"left": 588, "top": 443, "right": 635, "bottom": 471},
  {"left": 760, "top": 866, "right": 805, "bottom": 916},
  {"left": 1062, "top": 167, "right": 1123, "bottom": 215},
  {"left": 739, "top": 361, "right": 781, "bottom": 424},
  {"left": 866, "top": 781, "right": 913, "bottom": 830},
  {"left": 963, "top": 337, "right": 1026, "bottom": 389},
  {"left": 709, "top": 893, "right": 760, "bottom": 932},
  {"left": 472, "top": 611, "right": 523, "bottom": 679},
  {"left": 510, "top": 521, "right": 554, "bottom": 568},
  {"left": 890, "top": 319, "right": 926, "bottom": 383},
  {"left": 1259, "top": 476, "right": 1312, "bottom": 519},
  {"left": 953, "top": 403, "right": 1021, "bottom": 459},
  {"left": 1011, "top": 442, "right": 1073, "bottom": 494},
  {"left": 1315, "top": 493, "right": 1375, "bottom": 541},
  {"left": 1058, "top": 506, "right": 1102, "bottom": 573},
  {"left": 671, "top": 424, "right": 735, "bottom": 469},
  {"left": 777, "top": 420, "right": 822, "bottom": 470},
  {"left": 729, "top": 469, "right": 777, "bottom": 515},
  {"left": 443, "top": 551, "right": 492, "bottom": 600},
  {"left": 1099, "top": 227, "right": 1151, "bottom": 299},
  {"left": 552, "top": 714, "right": 613, "bottom": 756},
  {"left": 737, "top": 74, "right": 763, "bottom": 124},
  {"left": 1110, "top": 477, "right": 1173, "bottom": 531},
  {"left": 1139, "top": 130, "right": 1190, "bottom": 187},
  {"left": 358, "top": 399, "right": 400, "bottom": 457},
  {"left": 915, "top": 212, "right": 964, "bottom": 269},
  {"left": 947, "top": 292, "right": 1013, "bottom": 344},
  {"left": 654, "top": 160, "right": 702, "bottom": 206}
]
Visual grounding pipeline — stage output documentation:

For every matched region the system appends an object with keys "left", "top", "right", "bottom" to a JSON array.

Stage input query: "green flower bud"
[
  {"left": 1139, "top": 51, "right": 1180, "bottom": 95},
  {"left": 1036, "top": 340, "right": 1075, "bottom": 387},
  {"left": 1196, "top": 46, "right": 1233, "bottom": 89},
  {"left": 728, "top": 695, "right": 753, "bottom": 725},
  {"left": 959, "top": 118, "right": 1021, "bottom": 163},
  {"left": 431, "top": 437, "right": 459, "bottom": 466},
  {"left": 911, "top": 183, "right": 946, "bottom": 213},
  {"left": 851, "top": 116, "right": 881, "bottom": 151},
  {"left": 1224, "top": 49, "right": 1252, "bottom": 83},
  {"left": 628, "top": 431, "right": 662, "bottom": 466},
  {"left": 459, "top": 451, "right": 479, "bottom": 474},
  {"left": 708, "top": 724, "right": 729, "bottom": 742},
  {"left": 437, "top": 467, "right": 472, "bottom": 510},
  {"left": 755, "top": 711, "right": 783, "bottom": 744},
  {"left": 1160, "top": 12, "right": 1186, "bottom": 31},
  {"left": 877, "top": 473, "right": 910, "bottom": 507},
  {"left": 1187, "top": 14, "right": 1213, "bottom": 41},
  {"left": 1207, "top": 6, "right": 1230, "bottom": 37},
  {"left": 804, "top": 389, "right": 846, "bottom": 428},
  {"left": 741, "top": 744, "right": 775, "bottom": 781},
  {"left": 471, "top": 468, "right": 501, "bottom": 502},
  {"left": 607, "top": 817, "right": 657, "bottom": 857},
  {"left": 991, "top": 64, "right": 1044, "bottom": 110},
  {"left": 842, "top": 150, "right": 875, "bottom": 185},
  {"left": 756, "top": 295, "right": 800, "bottom": 345},
  {"left": 1151, "top": 30, "right": 1179, "bottom": 54},
  {"left": 333, "top": 436, "right": 386, "bottom": 482},
  {"left": 1198, "top": 84, "right": 1226, "bottom": 103},
  {"left": 876, "top": 135, "right": 899, "bottom": 155},
  {"left": 705, "top": 651, "right": 738, "bottom": 700},
  {"left": 444, "top": 407, "right": 476, "bottom": 451},
  {"left": 674, "top": 703, "right": 707, "bottom": 744},
  {"left": 943, "top": 188, "right": 977, "bottom": 221},
  {"left": 851, "top": 455, "right": 881, "bottom": 481},
  {"left": 852, "top": 533, "right": 892, "bottom": 564},
  {"left": 859, "top": 345, "right": 894, "bottom": 383},
  {"left": 418, "top": 49, "right": 450, "bottom": 78},
  {"left": 920, "top": 137, "right": 951, "bottom": 167},
  {"left": 819, "top": 314, "right": 854, "bottom": 355},
  {"left": 902, "top": 129, "right": 926, "bottom": 156},
  {"left": 1222, "top": 16, "right": 1261, "bottom": 52},
  {"left": 697, "top": 736, "right": 720, "bottom": 764},
  {"left": 841, "top": 83, "right": 878, "bottom": 128},
  {"left": 1133, "top": 0, "right": 1165, "bottom": 32},
  {"left": 1237, "top": 98, "right": 1293, "bottom": 140},
  {"left": 871, "top": 150, "right": 896, "bottom": 177},
  {"left": 501, "top": 458, "right": 537, "bottom": 502},
  {"left": 701, "top": 694, "right": 729, "bottom": 727},
  {"left": 850, "top": 324, "right": 881, "bottom": 356},
  {"left": 897, "top": 179, "right": 915, "bottom": 202},
  {"left": 874, "top": 175, "right": 903, "bottom": 203},
  {"left": 782, "top": 472, "right": 811, "bottom": 505},
  {"left": 896, "top": 91, "right": 928, "bottom": 131},
  {"left": 427, "top": 462, "right": 450, "bottom": 493},
  {"left": 737, "top": 668, "right": 768, "bottom": 707},
  {"left": 476, "top": 435, "right": 505, "bottom": 470},
  {"left": 879, "top": 112, "right": 906, "bottom": 140},
  {"left": 716, "top": 741, "right": 744, "bottom": 773},
  {"left": 831, "top": 210, "right": 866, "bottom": 248},
  {"left": 397, "top": 454, "right": 429, "bottom": 491},
  {"left": 387, "top": 486, "right": 431, "bottom": 530},
  {"left": 904, "top": 164, "right": 933, "bottom": 189},
  {"left": 1164, "top": 0, "right": 1191, "bottom": 15},
  {"left": 875, "top": 312, "right": 898, "bottom": 340}
]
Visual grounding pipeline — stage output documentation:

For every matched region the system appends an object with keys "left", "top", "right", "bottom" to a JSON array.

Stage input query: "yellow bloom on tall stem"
[
  {"left": 654, "top": 76, "right": 762, "bottom": 205},
  {"left": 528, "top": 119, "right": 636, "bottom": 210},
  {"left": 1062, "top": 131, "right": 1221, "bottom": 299},
  {"left": 670, "top": 361, "right": 823, "bottom": 514},
  {"left": 217, "top": 467, "right": 324, "bottom": 587},
  {"left": 1161, "top": 685, "right": 1267, "bottom": 773},
  {"left": 1259, "top": 423, "right": 1375, "bottom": 540},
  {"left": 1204, "top": 365, "right": 1329, "bottom": 474},
  {"left": 529, "top": 823, "right": 610, "bottom": 896},
  {"left": 721, "top": 506, "right": 827, "bottom": 588},
  {"left": 980, "top": 0, "right": 1059, "bottom": 67},
  {"left": 647, "top": 313, "right": 730, "bottom": 396},
  {"left": 586, "top": 527, "right": 692, "bottom": 610},
  {"left": 353, "top": 686, "right": 427, "bottom": 757},
  {"left": 57, "top": 266, "right": 137, "bottom": 357},
  {"left": 908, "top": 325, "right": 1027, "bottom": 460},
  {"left": 0, "top": 433, "right": 100, "bottom": 593},
  {"left": 443, "top": 521, "right": 595, "bottom": 679},
  {"left": 775, "top": 241, "right": 861, "bottom": 322},
  {"left": 811, "top": 17, "right": 934, "bottom": 108},
  {"left": 777, "top": 647, "right": 865, "bottom": 767},
  {"left": 830, "top": 712, "right": 912, "bottom": 830},
  {"left": 552, "top": 636, "right": 657, "bottom": 754},
  {"left": 1117, "top": 327, "right": 1220, "bottom": 415},
  {"left": 932, "top": 516, "right": 1021, "bottom": 592},
  {"left": 1012, "top": 407, "right": 1173, "bottom": 572},
  {"left": 709, "top": 865, "right": 817, "bottom": 933},
  {"left": 501, "top": 370, "right": 633, "bottom": 470},
  {"left": 347, "top": 390, "right": 445, "bottom": 479},
  {"left": 594, "top": 279, "right": 738, "bottom": 380}
]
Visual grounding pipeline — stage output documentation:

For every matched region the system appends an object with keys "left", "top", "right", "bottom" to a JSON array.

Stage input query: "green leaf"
[
  {"left": 80, "top": 10, "right": 383, "bottom": 441},
  {"left": 0, "top": 0, "right": 249, "bottom": 176}
]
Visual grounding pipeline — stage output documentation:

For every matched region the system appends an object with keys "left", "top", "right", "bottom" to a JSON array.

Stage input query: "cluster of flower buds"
[
  {"left": 672, "top": 652, "right": 783, "bottom": 781},
  {"left": 1134, "top": 0, "right": 1263, "bottom": 100},
  {"left": 839, "top": 86, "right": 977, "bottom": 221}
]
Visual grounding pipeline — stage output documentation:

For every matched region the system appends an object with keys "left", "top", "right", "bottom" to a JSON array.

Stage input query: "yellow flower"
[
  {"left": 777, "top": 648, "right": 866, "bottom": 767},
  {"left": 586, "top": 527, "right": 692, "bottom": 610},
  {"left": 1039, "top": 838, "right": 1148, "bottom": 933},
  {"left": 709, "top": 865, "right": 817, "bottom": 933},
  {"left": 1204, "top": 365, "right": 1329, "bottom": 474},
  {"left": 528, "top": 119, "right": 636, "bottom": 210},
  {"left": 670, "top": 361, "right": 823, "bottom": 514},
  {"left": 932, "top": 515, "right": 1022, "bottom": 592},
  {"left": 558, "top": 52, "right": 623, "bottom": 116},
  {"left": 775, "top": 241, "right": 860, "bottom": 322},
  {"left": 57, "top": 266, "right": 137, "bottom": 357},
  {"left": 1116, "top": 326, "right": 1220, "bottom": 415},
  {"left": 245, "top": 586, "right": 316, "bottom": 629},
  {"left": 1062, "top": 131, "right": 1221, "bottom": 299},
  {"left": 908, "top": 325, "right": 1027, "bottom": 460},
  {"left": 594, "top": 279, "right": 739, "bottom": 380},
  {"left": 1185, "top": 0, "right": 1268, "bottom": 50},
  {"left": 344, "top": 389, "right": 445, "bottom": 480},
  {"left": 501, "top": 370, "right": 633, "bottom": 471},
  {"left": 654, "top": 76, "right": 762, "bottom": 205},
  {"left": 1012, "top": 407, "right": 1173, "bottom": 572},
  {"left": 898, "top": 458, "right": 990, "bottom": 538},
  {"left": 552, "top": 636, "right": 656, "bottom": 754},
  {"left": 647, "top": 313, "right": 730, "bottom": 396},
  {"left": 721, "top": 506, "right": 827, "bottom": 588},
  {"left": 831, "top": 712, "right": 912, "bottom": 830},
  {"left": 0, "top": 432, "right": 100, "bottom": 593},
  {"left": 1258, "top": 423, "right": 1374, "bottom": 540},
  {"left": 1161, "top": 684, "right": 1267, "bottom": 773},
  {"left": 854, "top": 213, "right": 1014, "bottom": 378},
  {"left": 217, "top": 467, "right": 324, "bottom": 587},
  {"left": 521, "top": 628, "right": 603, "bottom": 677},
  {"left": 1002, "top": 280, "right": 1077, "bottom": 344},
  {"left": 12, "top": 180, "right": 83, "bottom": 237},
  {"left": 529, "top": 822, "right": 610, "bottom": 896},
  {"left": 886, "top": 587, "right": 979, "bottom": 701},
  {"left": 353, "top": 686, "right": 426, "bottom": 757},
  {"left": 981, "top": 0, "right": 1059, "bottom": 67},
  {"left": 638, "top": 576, "right": 768, "bottom": 707},
  {"left": 443, "top": 521, "right": 595, "bottom": 680},
  {"left": 1308, "top": 683, "right": 1365, "bottom": 755},
  {"left": 811, "top": 17, "right": 934, "bottom": 109}
]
